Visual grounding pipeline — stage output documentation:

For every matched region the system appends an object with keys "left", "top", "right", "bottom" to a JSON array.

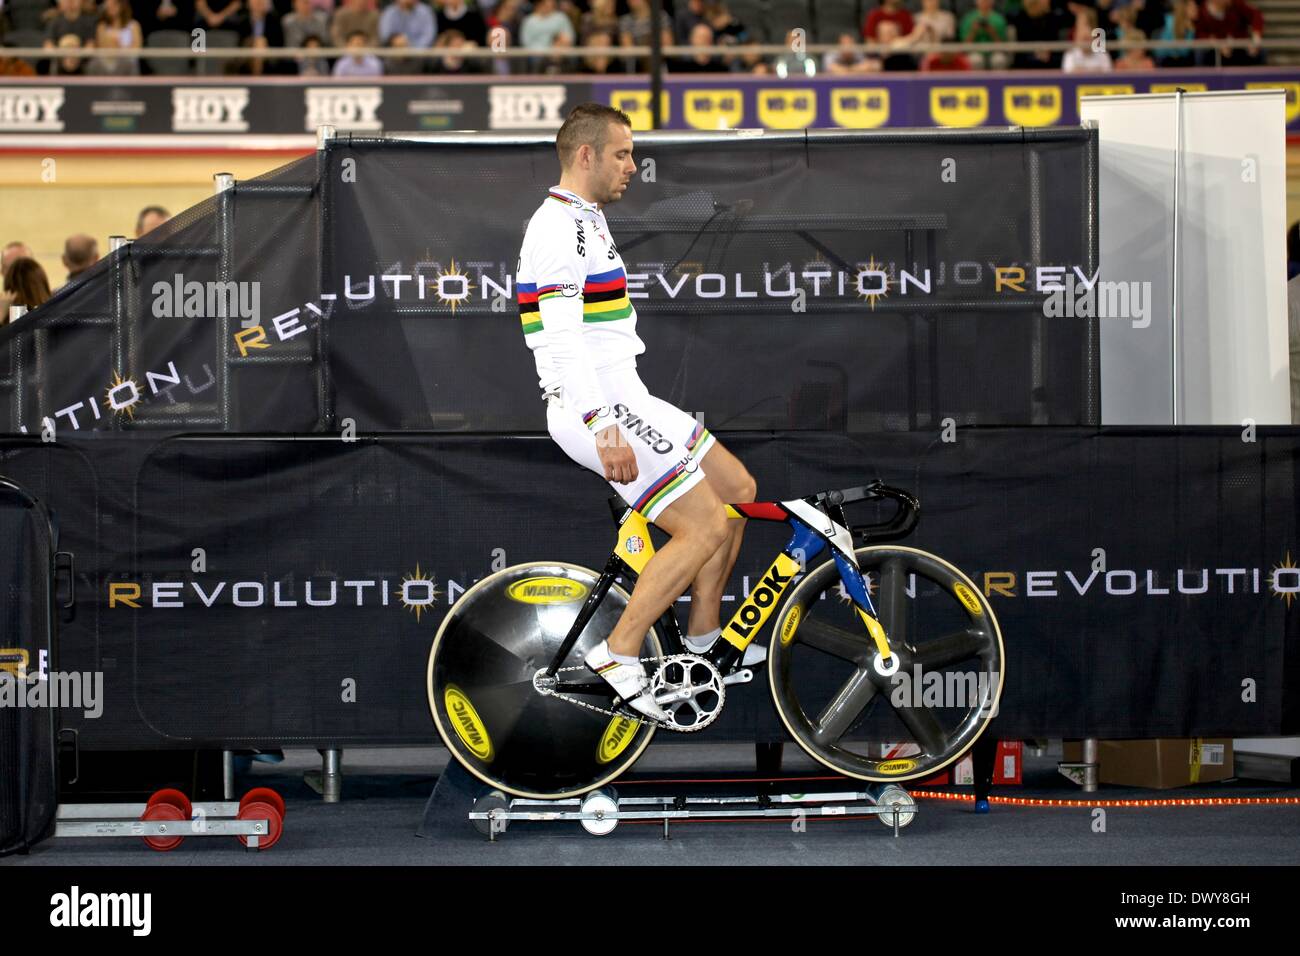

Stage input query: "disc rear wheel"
[{"left": 428, "top": 562, "right": 663, "bottom": 800}]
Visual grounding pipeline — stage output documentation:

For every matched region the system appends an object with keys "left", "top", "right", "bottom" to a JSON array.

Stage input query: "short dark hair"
[
  {"left": 555, "top": 103, "right": 632, "bottom": 170},
  {"left": 136, "top": 205, "right": 169, "bottom": 236}
]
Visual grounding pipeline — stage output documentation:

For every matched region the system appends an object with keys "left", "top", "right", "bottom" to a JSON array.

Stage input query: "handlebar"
[{"left": 814, "top": 480, "right": 920, "bottom": 543}]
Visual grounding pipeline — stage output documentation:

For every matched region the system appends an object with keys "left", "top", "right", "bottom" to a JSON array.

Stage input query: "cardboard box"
[
  {"left": 954, "top": 740, "right": 1023, "bottom": 786},
  {"left": 1062, "top": 738, "right": 1233, "bottom": 789}
]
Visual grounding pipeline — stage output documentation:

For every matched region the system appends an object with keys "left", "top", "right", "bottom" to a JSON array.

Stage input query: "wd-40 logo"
[
  {"left": 489, "top": 85, "right": 566, "bottom": 129},
  {"left": 172, "top": 88, "right": 249, "bottom": 132},
  {"left": 0, "top": 87, "right": 65, "bottom": 131},
  {"left": 306, "top": 87, "right": 382, "bottom": 132}
]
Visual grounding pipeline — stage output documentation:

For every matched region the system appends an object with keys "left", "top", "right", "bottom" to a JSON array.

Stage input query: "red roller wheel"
[
  {"left": 141, "top": 801, "right": 187, "bottom": 851},
  {"left": 239, "top": 787, "right": 285, "bottom": 819},
  {"left": 236, "top": 800, "right": 283, "bottom": 850},
  {"left": 146, "top": 788, "right": 192, "bottom": 817}
]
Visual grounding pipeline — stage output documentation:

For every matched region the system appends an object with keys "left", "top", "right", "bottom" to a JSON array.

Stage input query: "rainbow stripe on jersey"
[{"left": 517, "top": 266, "right": 633, "bottom": 335}]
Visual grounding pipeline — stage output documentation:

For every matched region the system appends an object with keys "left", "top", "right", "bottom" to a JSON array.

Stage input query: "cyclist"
[{"left": 516, "top": 103, "right": 764, "bottom": 723}]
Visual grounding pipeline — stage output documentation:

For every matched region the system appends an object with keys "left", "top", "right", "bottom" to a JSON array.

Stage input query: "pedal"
[{"left": 722, "top": 668, "right": 753, "bottom": 686}]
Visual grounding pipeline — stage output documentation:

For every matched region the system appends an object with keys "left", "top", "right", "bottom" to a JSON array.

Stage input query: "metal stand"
[
  {"left": 468, "top": 784, "right": 917, "bottom": 841},
  {"left": 1058, "top": 736, "right": 1100, "bottom": 792}
]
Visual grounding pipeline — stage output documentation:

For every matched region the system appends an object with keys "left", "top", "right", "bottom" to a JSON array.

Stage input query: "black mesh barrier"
[
  {"left": 0, "top": 428, "right": 1294, "bottom": 751},
  {"left": 0, "top": 481, "right": 58, "bottom": 857},
  {"left": 0, "top": 129, "right": 1098, "bottom": 436}
]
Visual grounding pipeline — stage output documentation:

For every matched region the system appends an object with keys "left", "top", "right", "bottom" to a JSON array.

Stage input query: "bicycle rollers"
[{"left": 428, "top": 562, "right": 664, "bottom": 800}]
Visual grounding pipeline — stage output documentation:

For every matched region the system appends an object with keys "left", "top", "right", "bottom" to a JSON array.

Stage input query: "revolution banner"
[
  {"left": 0, "top": 129, "right": 1099, "bottom": 436},
  {"left": 0, "top": 69, "right": 1292, "bottom": 136},
  {"left": 0, "top": 427, "right": 1294, "bottom": 749}
]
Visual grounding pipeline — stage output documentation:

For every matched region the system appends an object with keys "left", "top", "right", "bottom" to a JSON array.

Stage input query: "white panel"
[{"left": 1080, "top": 91, "right": 1290, "bottom": 425}]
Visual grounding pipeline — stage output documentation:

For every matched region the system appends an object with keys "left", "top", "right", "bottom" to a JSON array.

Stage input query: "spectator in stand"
[
  {"left": 874, "top": 18, "right": 917, "bottom": 70},
  {"left": 136, "top": 205, "right": 170, "bottom": 237},
  {"left": 671, "top": 21, "right": 722, "bottom": 71},
  {"left": 772, "top": 25, "right": 817, "bottom": 76},
  {"left": 959, "top": 0, "right": 1010, "bottom": 69},
  {"left": 44, "top": 0, "right": 96, "bottom": 59},
  {"left": 484, "top": 0, "right": 523, "bottom": 73},
  {"left": 620, "top": 0, "right": 672, "bottom": 72},
  {"left": 823, "top": 32, "right": 882, "bottom": 73},
  {"left": 580, "top": 0, "right": 619, "bottom": 45},
  {"left": 431, "top": 27, "right": 484, "bottom": 72},
  {"left": 62, "top": 234, "right": 98, "bottom": 284},
  {"left": 1153, "top": 0, "right": 1195, "bottom": 66},
  {"left": 921, "top": 45, "right": 972, "bottom": 69},
  {"left": 863, "top": 0, "right": 914, "bottom": 40},
  {"left": 333, "top": 28, "right": 382, "bottom": 74},
  {"left": 92, "top": 0, "right": 142, "bottom": 75},
  {"left": 238, "top": 0, "right": 284, "bottom": 74},
  {"left": 520, "top": 0, "right": 573, "bottom": 73},
  {"left": 1114, "top": 24, "right": 1155, "bottom": 66},
  {"left": 296, "top": 33, "right": 329, "bottom": 73},
  {"left": 379, "top": 0, "right": 436, "bottom": 48},
  {"left": 196, "top": 0, "right": 244, "bottom": 32},
  {"left": 0, "top": 242, "right": 34, "bottom": 319},
  {"left": 3, "top": 259, "right": 52, "bottom": 316},
  {"left": 578, "top": 28, "right": 625, "bottom": 73},
  {"left": 705, "top": 2, "right": 747, "bottom": 47},
  {"left": 734, "top": 38, "right": 770, "bottom": 73},
  {"left": 283, "top": 0, "right": 329, "bottom": 49},
  {"left": 53, "top": 33, "right": 88, "bottom": 74},
  {"left": 1012, "top": 0, "right": 1069, "bottom": 68},
  {"left": 436, "top": 0, "right": 486, "bottom": 46},
  {"left": 331, "top": 0, "right": 378, "bottom": 48},
  {"left": 907, "top": 0, "right": 955, "bottom": 43},
  {"left": 1062, "top": 8, "right": 1113, "bottom": 70},
  {"left": 1194, "top": 0, "right": 1264, "bottom": 65},
  {"left": 137, "top": 0, "right": 196, "bottom": 37},
  {"left": 674, "top": 0, "right": 707, "bottom": 42}
]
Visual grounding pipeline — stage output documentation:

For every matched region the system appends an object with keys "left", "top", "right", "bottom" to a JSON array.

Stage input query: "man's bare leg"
[
  {"left": 683, "top": 442, "right": 757, "bottom": 637},
  {"left": 604, "top": 480, "right": 730, "bottom": 658}
]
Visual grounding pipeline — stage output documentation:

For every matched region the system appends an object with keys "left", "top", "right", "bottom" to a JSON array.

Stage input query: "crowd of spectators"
[
  {"left": 0, "top": 206, "right": 169, "bottom": 324},
  {"left": 0, "top": 0, "right": 1268, "bottom": 77}
]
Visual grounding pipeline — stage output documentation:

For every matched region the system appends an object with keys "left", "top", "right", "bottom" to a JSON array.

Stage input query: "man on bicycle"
[{"left": 516, "top": 103, "right": 763, "bottom": 723}]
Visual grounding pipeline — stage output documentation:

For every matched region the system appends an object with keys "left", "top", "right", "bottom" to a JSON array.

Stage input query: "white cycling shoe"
[
  {"left": 585, "top": 640, "right": 672, "bottom": 723},
  {"left": 684, "top": 629, "right": 767, "bottom": 666}
]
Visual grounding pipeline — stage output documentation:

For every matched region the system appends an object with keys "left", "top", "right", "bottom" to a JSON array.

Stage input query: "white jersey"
[{"left": 516, "top": 185, "right": 645, "bottom": 428}]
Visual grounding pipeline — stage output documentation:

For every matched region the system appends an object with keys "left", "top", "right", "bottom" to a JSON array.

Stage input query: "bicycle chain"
[{"left": 536, "top": 654, "right": 724, "bottom": 733}]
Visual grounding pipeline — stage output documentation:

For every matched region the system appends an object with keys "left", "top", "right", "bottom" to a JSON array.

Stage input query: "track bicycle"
[{"left": 428, "top": 481, "right": 1004, "bottom": 800}]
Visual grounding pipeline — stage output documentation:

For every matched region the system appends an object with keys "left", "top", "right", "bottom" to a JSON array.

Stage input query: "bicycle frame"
[{"left": 542, "top": 482, "right": 920, "bottom": 702}]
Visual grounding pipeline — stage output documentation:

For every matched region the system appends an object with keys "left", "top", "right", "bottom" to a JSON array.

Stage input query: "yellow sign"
[
  {"left": 877, "top": 759, "right": 917, "bottom": 775},
  {"left": 1148, "top": 83, "right": 1207, "bottom": 94},
  {"left": 1077, "top": 84, "right": 1135, "bottom": 109},
  {"left": 930, "top": 87, "right": 989, "bottom": 127},
  {"left": 1003, "top": 86, "right": 1061, "bottom": 127},
  {"left": 597, "top": 716, "right": 639, "bottom": 764},
  {"left": 445, "top": 685, "right": 493, "bottom": 761},
  {"left": 505, "top": 576, "right": 588, "bottom": 605},
  {"left": 610, "top": 90, "right": 670, "bottom": 131},
  {"left": 683, "top": 88, "right": 744, "bottom": 130},
  {"left": 953, "top": 582, "right": 984, "bottom": 616},
  {"left": 1246, "top": 82, "right": 1300, "bottom": 123},
  {"left": 830, "top": 88, "right": 890, "bottom": 129},
  {"left": 724, "top": 551, "right": 801, "bottom": 649},
  {"left": 758, "top": 88, "right": 817, "bottom": 129}
]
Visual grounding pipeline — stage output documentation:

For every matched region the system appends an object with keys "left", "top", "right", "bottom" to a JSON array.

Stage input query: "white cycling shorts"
[{"left": 546, "top": 374, "right": 716, "bottom": 523}]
